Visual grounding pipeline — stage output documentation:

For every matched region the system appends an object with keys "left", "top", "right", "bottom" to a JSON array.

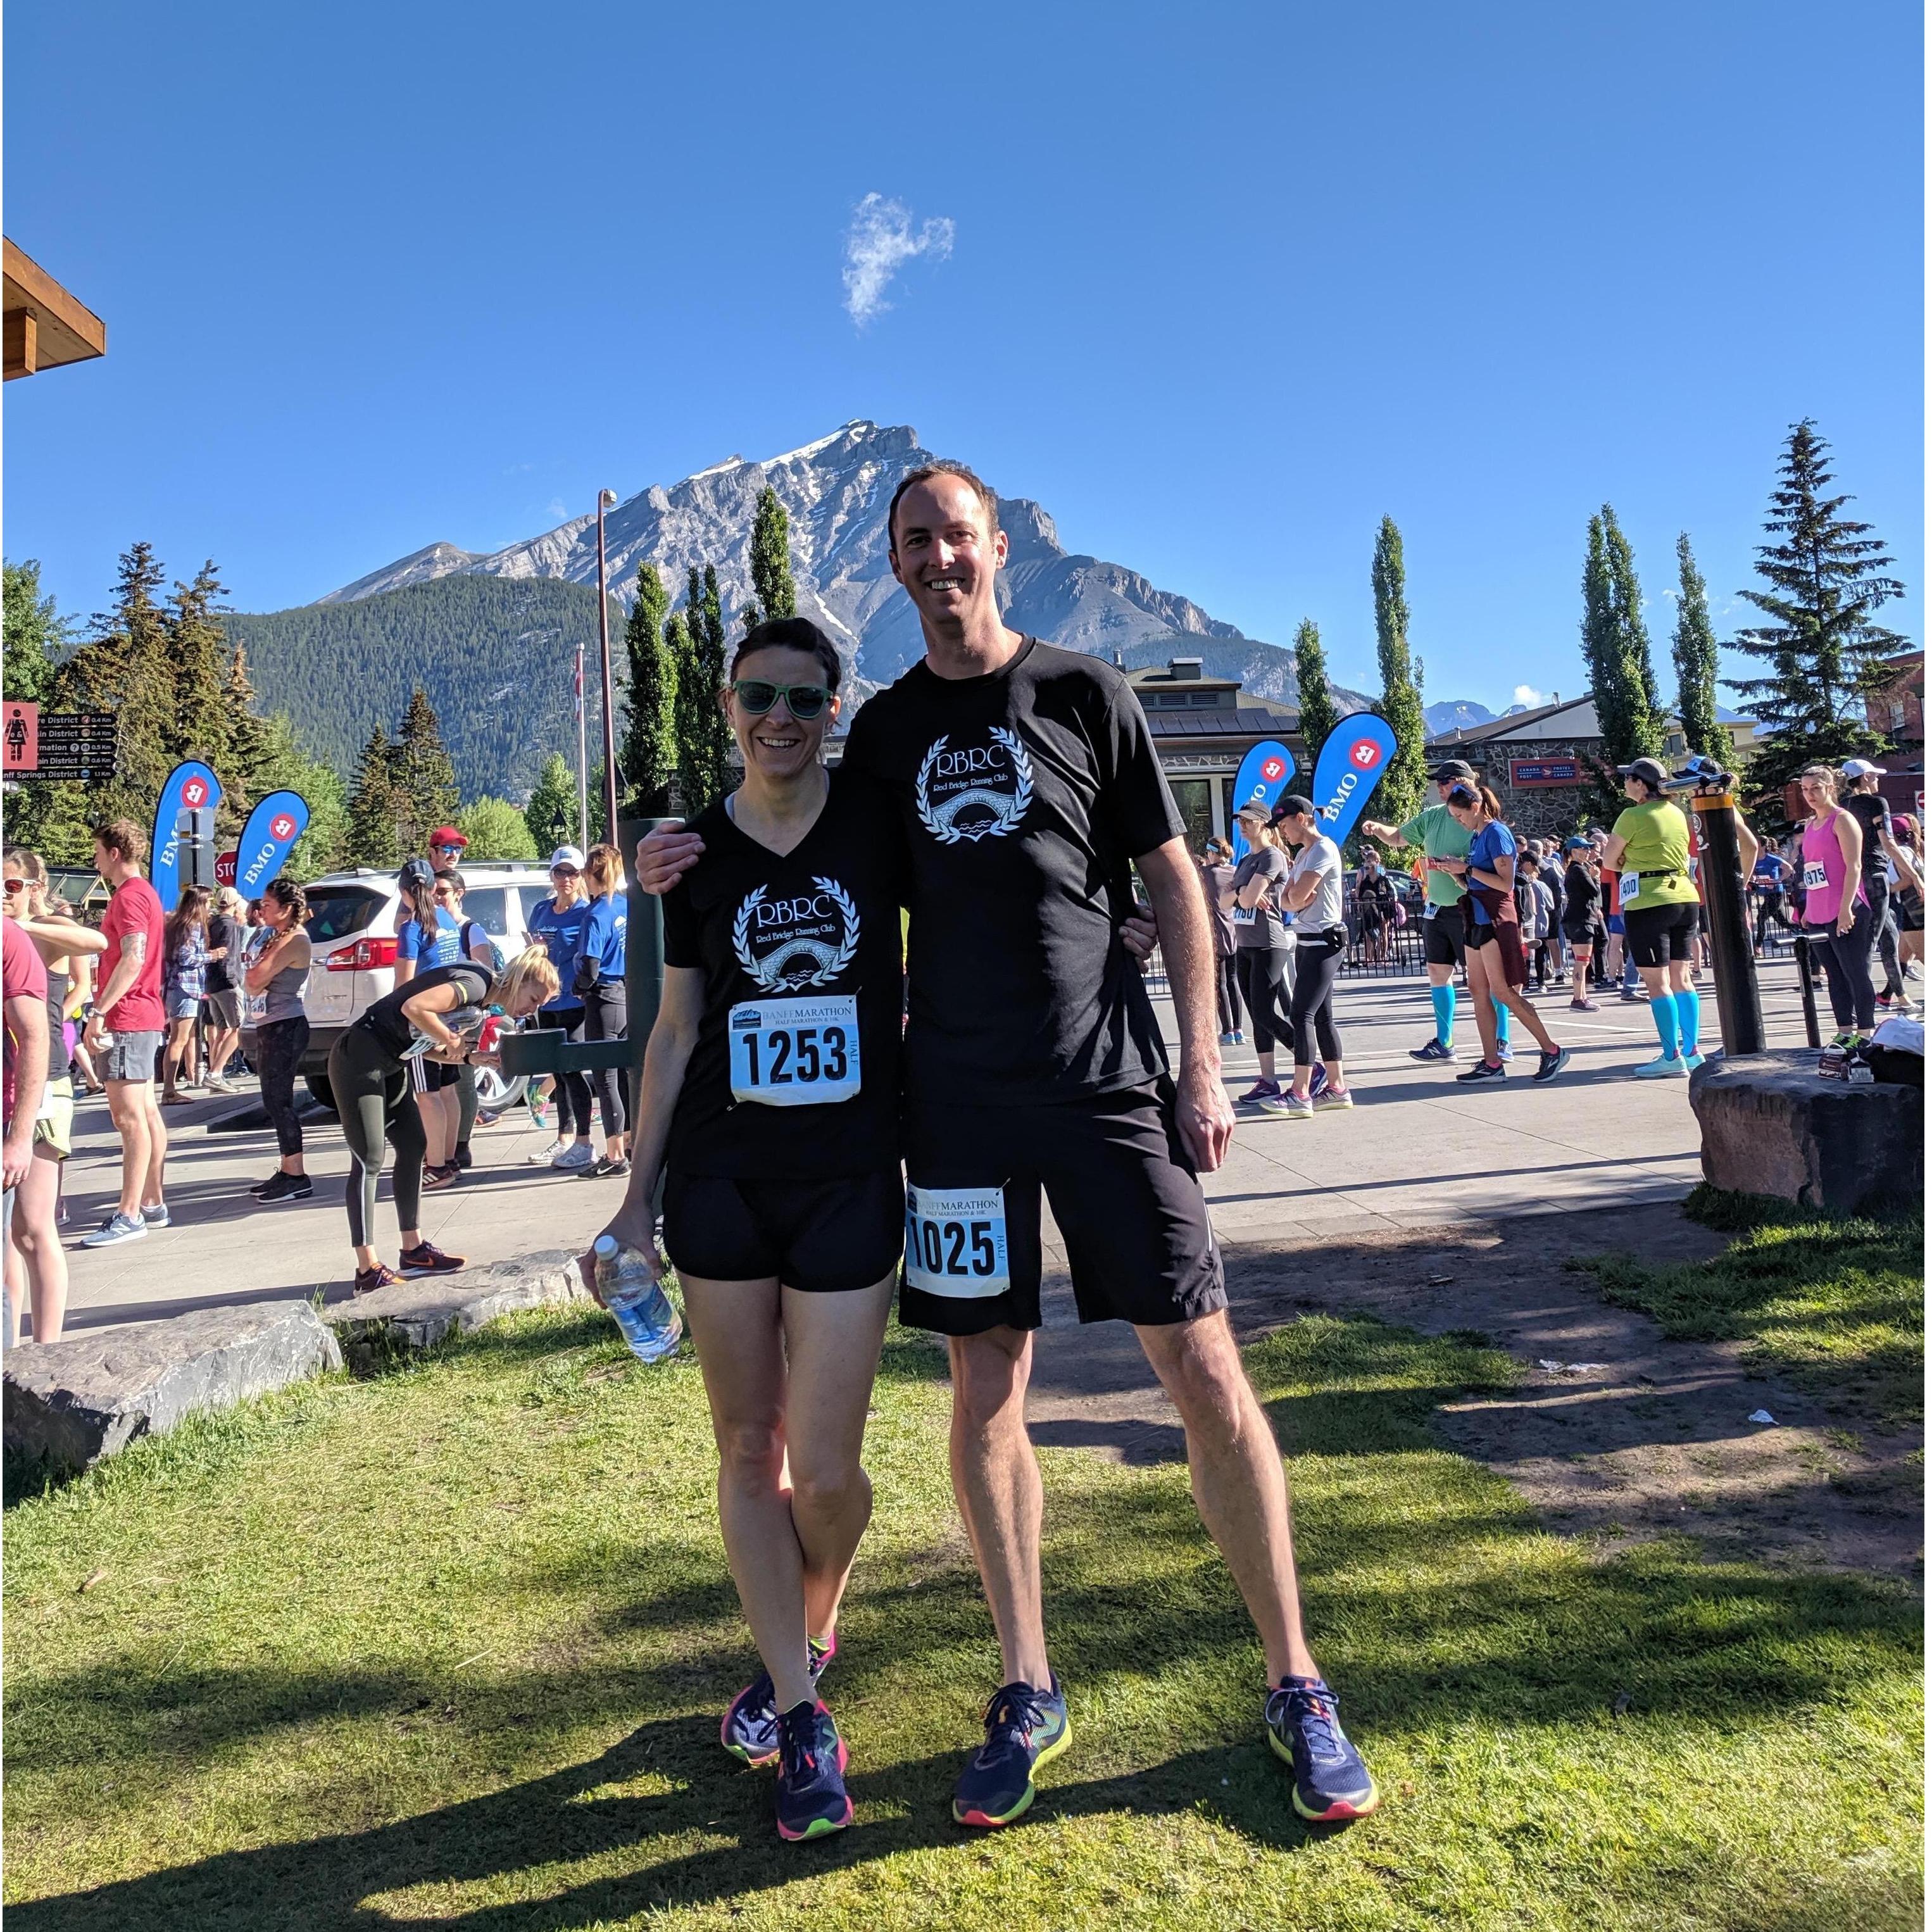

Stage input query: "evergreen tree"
[
  {"left": 701, "top": 563, "right": 728, "bottom": 658},
  {"left": 1731, "top": 419, "right": 1907, "bottom": 803},
  {"left": 58, "top": 541, "right": 175, "bottom": 829},
  {"left": 750, "top": 486, "right": 797, "bottom": 621},
  {"left": 166, "top": 560, "right": 231, "bottom": 773},
  {"left": 1670, "top": 533, "right": 1725, "bottom": 761},
  {"left": 1293, "top": 618, "right": 1339, "bottom": 760},
  {"left": 346, "top": 729, "right": 404, "bottom": 867},
  {"left": 619, "top": 563, "right": 677, "bottom": 813},
  {"left": 740, "top": 602, "right": 761, "bottom": 637},
  {"left": 667, "top": 612, "right": 707, "bottom": 810},
  {"left": 458, "top": 794, "right": 541, "bottom": 860},
  {"left": 1580, "top": 508, "right": 1664, "bottom": 772},
  {"left": 524, "top": 751, "right": 578, "bottom": 855},
  {"left": 1371, "top": 516, "right": 1428, "bottom": 829},
  {"left": 219, "top": 643, "right": 275, "bottom": 827},
  {"left": 3, "top": 558, "right": 66, "bottom": 703},
  {"left": 391, "top": 687, "right": 459, "bottom": 852},
  {"left": 686, "top": 572, "right": 732, "bottom": 813}
]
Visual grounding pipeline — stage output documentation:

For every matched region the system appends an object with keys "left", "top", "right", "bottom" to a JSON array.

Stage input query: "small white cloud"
[
  {"left": 842, "top": 192, "right": 955, "bottom": 326},
  {"left": 1513, "top": 684, "right": 1545, "bottom": 708},
  {"left": 546, "top": 498, "right": 568, "bottom": 522}
]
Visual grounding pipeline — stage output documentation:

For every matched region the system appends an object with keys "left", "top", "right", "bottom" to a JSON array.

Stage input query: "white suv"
[{"left": 254, "top": 861, "right": 558, "bottom": 1111}]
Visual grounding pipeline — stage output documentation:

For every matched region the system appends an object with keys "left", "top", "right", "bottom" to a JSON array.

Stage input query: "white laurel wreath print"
[
  {"left": 731, "top": 878, "right": 860, "bottom": 991},
  {"left": 913, "top": 728, "right": 1034, "bottom": 844}
]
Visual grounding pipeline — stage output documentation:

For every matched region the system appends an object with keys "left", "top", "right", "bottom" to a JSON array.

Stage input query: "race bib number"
[
  {"left": 903, "top": 1184, "right": 1009, "bottom": 1298},
  {"left": 728, "top": 994, "right": 860, "bottom": 1107},
  {"left": 244, "top": 989, "right": 268, "bottom": 1025},
  {"left": 1231, "top": 905, "right": 1257, "bottom": 926},
  {"left": 1619, "top": 870, "right": 1641, "bottom": 908},
  {"left": 1801, "top": 860, "right": 1828, "bottom": 893}
]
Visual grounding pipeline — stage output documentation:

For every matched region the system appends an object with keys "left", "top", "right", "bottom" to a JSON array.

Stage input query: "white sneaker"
[
  {"left": 551, "top": 1141, "right": 596, "bottom": 1170},
  {"left": 527, "top": 1139, "right": 568, "bottom": 1165}
]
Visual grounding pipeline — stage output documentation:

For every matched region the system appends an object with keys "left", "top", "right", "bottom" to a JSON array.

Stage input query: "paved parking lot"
[{"left": 37, "top": 955, "right": 1831, "bottom": 1337}]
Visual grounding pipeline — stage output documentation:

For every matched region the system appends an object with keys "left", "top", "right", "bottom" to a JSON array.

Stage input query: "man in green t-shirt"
[{"left": 1362, "top": 759, "right": 1513, "bottom": 1063}]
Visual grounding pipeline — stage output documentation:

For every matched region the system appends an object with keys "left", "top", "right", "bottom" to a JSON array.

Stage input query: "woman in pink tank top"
[{"left": 1797, "top": 765, "right": 1874, "bottom": 1039}]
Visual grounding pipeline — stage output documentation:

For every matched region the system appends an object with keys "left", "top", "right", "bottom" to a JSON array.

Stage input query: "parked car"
[{"left": 242, "top": 862, "right": 556, "bottom": 1112}]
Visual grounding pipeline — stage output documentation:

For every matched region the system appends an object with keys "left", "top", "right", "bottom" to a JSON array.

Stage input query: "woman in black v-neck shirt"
[{"left": 587, "top": 618, "right": 905, "bottom": 1841}]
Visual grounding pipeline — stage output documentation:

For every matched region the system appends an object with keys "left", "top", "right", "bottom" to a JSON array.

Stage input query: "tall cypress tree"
[
  {"left": 750, "top": 486, "right": 797, "bottom": 622},
  {"left": 1581, "top": 508, "right": 1664, "bottom": 770},
  {"left": 1731, "top": 419, "right": 1905, "bottom": 801},
  {"left": 1671, "top": 534, "right": 1725, "bottom": 761},
  {"left": 391, "top": 687, "right": 459, "bottom": 853},
  {"left": 1371, "top": 516, "right": 1427, "bottom": 828},
  {"left": 619, "top": 563, "right": 677, "bottom": 814},
  {"left": 688, "top": 568, "right": 732, "bottom": 812},
  {"left": 346, "top": 729, "right": 404, "bottom": 867},
  {"left": 666, "top": 612, "right": 703, "bottom": 811},
  {"left": 1293, "top": 617, "right": 1339, "bottom": 761}
]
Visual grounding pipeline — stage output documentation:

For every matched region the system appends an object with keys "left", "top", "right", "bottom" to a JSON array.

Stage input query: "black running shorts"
[
  {"left": 1622, "top": 901, "right": 1698, "bottom": 967},
  {"left": 662, "top": 1165, "right": 903, "bottom": 1292},
  {"left": 1422, "top": 901, "right": 1468, "bottom": 967},
  {"left": 900, "top": 1081, "right": 1226, "bottom": 1336}
]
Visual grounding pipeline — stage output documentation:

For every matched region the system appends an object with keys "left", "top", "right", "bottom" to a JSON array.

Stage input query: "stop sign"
[{"left": 216, "top": 849, "right": 238, "bottom": 886}]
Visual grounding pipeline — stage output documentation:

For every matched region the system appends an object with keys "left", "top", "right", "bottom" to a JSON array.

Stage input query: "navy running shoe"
[
  {"left": 1409, "top": 1038, "right": 1453, "bottom": 1062},
  {"left": 774, "top": 1700, "right": 852, "bottom": 1842},
  {"left": 1453, "top": 1058, "right": 1506, "bottom": 1082},
  {"left": 722, "top": 1633, "right": 838, "bottom": 1766},
  {"left": 1265, "top": 1677, "right": 1380, "bottom": 1822},
  {"left": 952, "top": 1676, "right": 1071, "bottom": 1828}
]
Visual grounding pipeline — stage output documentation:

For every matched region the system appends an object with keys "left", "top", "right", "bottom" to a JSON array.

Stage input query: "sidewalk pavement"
[{"left": 34, "top": 957, "right": 1827, "bottom": 1339}]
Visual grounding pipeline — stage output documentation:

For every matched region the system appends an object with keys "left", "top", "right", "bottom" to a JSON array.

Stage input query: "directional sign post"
[{"left": 7, "top": 708, "right": 116, "bottom": 782}]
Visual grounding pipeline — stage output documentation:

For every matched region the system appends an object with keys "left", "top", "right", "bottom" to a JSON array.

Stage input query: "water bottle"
[{"left": 593, "top": 1234, "right": 682, "bottom": 1364}]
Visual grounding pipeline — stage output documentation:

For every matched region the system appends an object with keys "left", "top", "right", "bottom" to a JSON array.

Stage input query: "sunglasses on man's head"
[{"left": 730, "top": 680, "right": 831, "bottom": 720}]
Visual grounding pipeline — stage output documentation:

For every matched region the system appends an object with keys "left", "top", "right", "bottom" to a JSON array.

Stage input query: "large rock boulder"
[
  {"left": 325, "top": 1248, "right": 591, "bottom": 1374},
  {"left": 4, "top": 1300, "right": 343, "bottom": 1474},
  {"left": 1690, "top": 1049, "right": 1923, "bottom": 1213}
]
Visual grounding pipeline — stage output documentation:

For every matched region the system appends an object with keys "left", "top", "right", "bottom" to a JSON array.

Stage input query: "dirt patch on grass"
[{"left": 1026, "top": 1203, "right": 1922, "bottom": 1580}]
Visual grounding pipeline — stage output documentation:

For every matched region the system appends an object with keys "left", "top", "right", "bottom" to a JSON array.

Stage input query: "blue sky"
[{"left": 6, "top": 0, "right": 1921, "bottom": 713}]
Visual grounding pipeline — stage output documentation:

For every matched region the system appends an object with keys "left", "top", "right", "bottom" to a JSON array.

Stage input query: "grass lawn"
[
  {"left": 1579, "top": 1188, "right": 1924, "bottom": 1429},
  {"left": 4, "top": 1302, "right": 1921, "bottom": 1931}
]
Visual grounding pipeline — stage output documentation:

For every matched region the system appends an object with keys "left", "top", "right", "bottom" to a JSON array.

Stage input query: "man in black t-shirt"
[{"left": 637, "top": 462, "right": 1379, "bottom": 1830}]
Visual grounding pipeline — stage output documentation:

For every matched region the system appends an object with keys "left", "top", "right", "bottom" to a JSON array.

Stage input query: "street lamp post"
[
  {"left": 574, "top": 639, "right": 589, "bottom": 851},
  {"left": 595, "top": 488, "right": 620, "bottom": 846}
]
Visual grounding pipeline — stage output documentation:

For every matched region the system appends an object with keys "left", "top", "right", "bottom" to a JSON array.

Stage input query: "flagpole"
[{"left": 575, "top": 639, "right": 589, "bottom": 851}]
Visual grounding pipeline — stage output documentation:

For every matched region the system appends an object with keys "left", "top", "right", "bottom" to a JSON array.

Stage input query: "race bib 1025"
[
  {"left": 728, "top": 993, "right": 860, "bottom": 1107},
  {"left": 904, "top": 1184, "right": 1009, "bottom": 1298}
]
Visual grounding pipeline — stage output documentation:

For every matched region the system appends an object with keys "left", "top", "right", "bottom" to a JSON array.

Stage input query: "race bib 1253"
[
  {"left": 904, "top": 1184, "right": 1009, "bottom": 1298},
  {"left": 728, "top": 993, "right": 860, "bottom": 1107}
]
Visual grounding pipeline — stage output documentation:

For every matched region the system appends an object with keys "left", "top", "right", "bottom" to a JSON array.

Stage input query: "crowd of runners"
[{"left": 1, "top": 452, "right": 1919, "bottom": 1848}]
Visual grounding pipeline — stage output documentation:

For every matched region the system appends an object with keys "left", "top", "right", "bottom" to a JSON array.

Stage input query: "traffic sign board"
[{"left": 9, "top": 708, "right": 118, "bottom": 782}]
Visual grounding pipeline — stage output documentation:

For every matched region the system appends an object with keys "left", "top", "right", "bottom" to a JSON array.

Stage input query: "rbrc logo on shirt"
[
  {"left": 731, "top": 876, "right": 860, "bottom": 991},
  {"left": 914, "top": 728, "right": 1035, "bottom": 844}
]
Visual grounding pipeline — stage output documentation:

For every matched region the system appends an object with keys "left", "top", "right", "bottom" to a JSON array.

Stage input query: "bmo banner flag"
[
  {"left": 150, "top": 762, "right": 223, "bottom": 912},
  {"left": 235, "top": 791, "right": 311, "bottom": 896},
  {"left": 1308, "top": 713, "right": 1398, "bottom": 846},
  {"left": 1228, "top": 740, "right": 1295, "bottom": 860}
]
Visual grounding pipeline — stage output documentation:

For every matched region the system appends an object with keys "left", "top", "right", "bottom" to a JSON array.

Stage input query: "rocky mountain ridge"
[{"left": 323, "top": 420, "right": 1369, "bottom": 708}]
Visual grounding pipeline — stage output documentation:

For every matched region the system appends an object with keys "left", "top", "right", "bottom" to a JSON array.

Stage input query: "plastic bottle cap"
[{"left": 593, "top": 1234, "right": 618, "bottom": 1257}]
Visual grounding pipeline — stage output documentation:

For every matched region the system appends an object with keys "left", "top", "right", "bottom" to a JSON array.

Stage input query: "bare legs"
[
  {"left": 683, "top": 1270, "right": 895, "bottom": 1713},
  {"left": 1465, "top": 942, "right": 1556, "bottom": 1060},
  {"left": 161, "top": 1016, "right": 198, "bottom": 1097},
  {"left": 104, "top": 1077, "right": 165, "bottom": 1219},
  {"left": 949, "top": 1310, "right": 1319, "bottom": 1691},
  {"left": 4, "top": 1146, "right": 69, "bottom": 1341}
]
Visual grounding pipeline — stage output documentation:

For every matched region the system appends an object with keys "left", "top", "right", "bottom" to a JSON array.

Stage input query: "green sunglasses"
[{"left": 730, "top": 679, "right": 832, "bottom": 720}]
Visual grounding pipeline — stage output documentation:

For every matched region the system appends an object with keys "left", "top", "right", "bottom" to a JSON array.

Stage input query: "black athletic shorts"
[
  {"left": 662, "top": 1165, "right": 903, "bottom": 1292},
  {"left": 1422, "top": 901, "right": 1467, "bottom": 967},
  {"left": 1622, "top": 901, "right": 1699, "bottom": 967},
  {"left": 900, "top": 1081, "right": 1226, "bottom": 1337},
  {"left": 1560, "top": 920, "right": 1598, "bottom": 950}
]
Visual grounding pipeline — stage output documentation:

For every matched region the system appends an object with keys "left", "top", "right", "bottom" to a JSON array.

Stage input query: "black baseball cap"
[
  {"left": 1429, "top": 759, "right": 1476, "bottom": 782},
  {"left": 1616, "top": 756, "right": 1669, "bottom": 787},
  {"left": 1270, "top": 793, "right": 1317, "bottom": 824}
]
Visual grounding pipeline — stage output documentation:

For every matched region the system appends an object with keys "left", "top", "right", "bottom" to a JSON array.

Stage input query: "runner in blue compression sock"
[
  {"left": 1430, "top": 982, "right": 1455, "bottom": 1046},
  {"left": 1674, "top": 987, "right": 1700, "bottom": 1058},
  {"left": 1649, "top": 994, "right": 1679, "bottom": 1059}
]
